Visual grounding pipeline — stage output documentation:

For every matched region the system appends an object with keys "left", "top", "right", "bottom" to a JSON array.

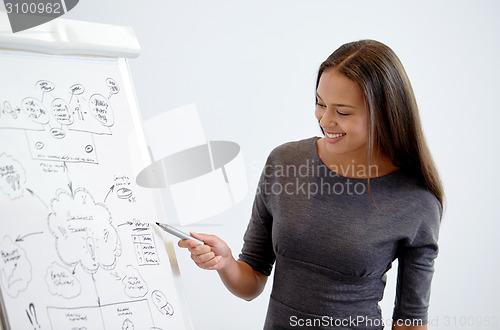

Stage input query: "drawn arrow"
[
  {"left": 16, "top": 231, "right": 44, "bottom": 242},
  {"left": 110, "top": 272, "right": 121, "bottom": 281},
  {"left": 117, "top": 221, "right": 133, "bottom": 227},
  {"left": 103, "top": 185, "right": 115, "bottom": 203},
  {"left": 26, "top": 188, "right": 48, "bottom": 209},
  {"left": 68, "top": 181, "right": 73, "bottom": 197},
  {"left": 63, "top": 162, "right": 74, "bottom": 197},
  {"left": 91, "top": 273, "right": 101, "bottom": 307}
]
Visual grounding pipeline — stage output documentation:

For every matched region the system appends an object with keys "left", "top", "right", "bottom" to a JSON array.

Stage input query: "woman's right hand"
[
  {"left": 177, "top": 232, "right": 233, "bottom": 271},
  {"left": 179, "top": 232, "right": 268, "bottom": 300}
]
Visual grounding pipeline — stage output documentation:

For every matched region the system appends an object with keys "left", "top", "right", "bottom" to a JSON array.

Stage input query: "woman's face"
[{"left": 315, "top": 69, "right": 369, "bottom": 161}]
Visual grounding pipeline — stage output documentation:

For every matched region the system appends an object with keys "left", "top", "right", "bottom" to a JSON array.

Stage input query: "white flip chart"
[{"left": 0, "top": 18, "right": 192, "bottom": 330}]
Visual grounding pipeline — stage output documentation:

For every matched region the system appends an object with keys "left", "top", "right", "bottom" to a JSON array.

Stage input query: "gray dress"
[{"left": 239, "top": 137, "right": 441, "bottom": 329}]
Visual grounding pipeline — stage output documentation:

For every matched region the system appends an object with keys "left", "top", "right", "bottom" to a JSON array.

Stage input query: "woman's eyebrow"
[{"left": 315, "top": 92, "right": 355, "bottom": 108}]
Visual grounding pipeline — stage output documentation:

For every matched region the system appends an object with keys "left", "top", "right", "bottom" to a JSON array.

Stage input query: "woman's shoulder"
[
  {"left": 267, "top": 136, "right": 319, "bottom": 163},
  {"left": 385, "top": 171, "right": 442, "bottom": 224}
]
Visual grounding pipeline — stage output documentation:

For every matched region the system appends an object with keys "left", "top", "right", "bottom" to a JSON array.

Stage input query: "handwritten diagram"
[
  {"left": 0, "top": 76, "right": 119, "bottom": 164},
  {"left": 0, "top": 51, "right": 187, "bottom": 329},
  {"left": 0, "top": 235, "right": 32, "bottom": 298},
  {"left": 46, "top": 261, "right": 81, "bottom": 299},
  {"left": 47, "top": 188, "right": 121, "bottom": 274},
  {"left": 0, "top": 153, "right": 26, "bottom": 200}
]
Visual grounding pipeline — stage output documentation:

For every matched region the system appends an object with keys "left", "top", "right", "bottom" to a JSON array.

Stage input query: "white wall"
[{"left": 4, "top": 1, "right": 500, "bottom": 329}]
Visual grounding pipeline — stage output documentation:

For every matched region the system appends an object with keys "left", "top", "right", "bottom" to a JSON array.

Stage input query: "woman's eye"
[
  {"left": 337, "top": 111, "right": 349, "bottom": 116},
  {"left": 316, "top": 102, "right": 326, "bottom": 108}
]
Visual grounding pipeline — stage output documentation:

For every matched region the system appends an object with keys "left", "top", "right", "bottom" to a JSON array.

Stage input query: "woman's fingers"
[
  {"left": 176, "top": 233, "right": 230, "bottom": 270},
  {"left": 193, "top": 254, "right": 222, "bottom": 269},
  {"left": 177, "top": 239, "right": 207, "bottom": 250},
  {"left": 189, "top": 232, "right": 218, "bottom": 245},
  {"left": 191, "top": 250, "right": 215, "bottom": 263},
  {"left": 177, "top": 239, "right": 192, "bottom": 248},
  {"left": 187, "top": 243, "right": 211, "bottom": 255}
]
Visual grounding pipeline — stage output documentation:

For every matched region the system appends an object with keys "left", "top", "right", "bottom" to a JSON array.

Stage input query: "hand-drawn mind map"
[
  {"left": 0, "top": 78, "right": 118, "bottom": 164},
  {"left": 0, "top": 57, "right": 178, "bottom": 330}
]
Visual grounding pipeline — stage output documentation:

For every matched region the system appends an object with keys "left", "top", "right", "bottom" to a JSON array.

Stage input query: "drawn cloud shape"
[
  {"left": 45, "top": 261, "right": 81, "bottom": 299},
  {"left": 0, "top": 153, "right": 26, "bottom": 199},
  {"left": 0, "top": 235, "right": 32, "bottom": 298},
  {"left": 122, "top": 265, "right": 148, "bottom": 298},
  {"left": 47, "top": 188, "right": 122, "bottom": 273}
]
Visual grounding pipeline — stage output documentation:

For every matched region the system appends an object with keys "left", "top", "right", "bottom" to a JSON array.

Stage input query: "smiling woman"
[
  {"left": 315, "top": 69, "right": 372, "bottom": 171},
  {"left": 178, "top": 39, "right": 443, "bottom": 330},
  {"left": 316, "top": 40, "right": 443, "bottom": 206}
]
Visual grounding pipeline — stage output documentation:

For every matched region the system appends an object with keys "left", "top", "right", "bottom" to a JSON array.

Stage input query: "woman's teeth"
[{"left": 326, "top": 132, "right": 345, "bottom": 138}]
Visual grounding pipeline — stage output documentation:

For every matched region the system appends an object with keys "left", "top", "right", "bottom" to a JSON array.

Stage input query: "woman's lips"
[{"left": 325, "top": 132, "right": 346, "bottom": 143}]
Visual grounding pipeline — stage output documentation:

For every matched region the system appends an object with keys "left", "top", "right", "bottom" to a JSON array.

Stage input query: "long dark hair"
[{"left": 316, "top": 40, "right": 444, "bottom": 209}]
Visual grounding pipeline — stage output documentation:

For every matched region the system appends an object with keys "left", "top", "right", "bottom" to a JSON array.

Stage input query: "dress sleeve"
[
  {"left": 238, "top": 163, "right": 276, "bottom": 276},
  {"left": 392, "top": 198, "right": 441, "bottom": 325}
]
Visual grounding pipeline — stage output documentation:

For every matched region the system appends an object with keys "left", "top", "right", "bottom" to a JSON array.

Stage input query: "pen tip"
[{"left": 155, "top": 222, "right": 160, "bottom": 225}]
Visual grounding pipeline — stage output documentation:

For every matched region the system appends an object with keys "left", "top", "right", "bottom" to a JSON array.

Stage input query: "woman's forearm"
[{"left": 217, "top": 257, "right": 267, "bottom": 301}]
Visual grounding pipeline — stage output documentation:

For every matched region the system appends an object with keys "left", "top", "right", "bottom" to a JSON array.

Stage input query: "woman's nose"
[{"left": 319, "top": 108, "right": 336, "bottom": 129}]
